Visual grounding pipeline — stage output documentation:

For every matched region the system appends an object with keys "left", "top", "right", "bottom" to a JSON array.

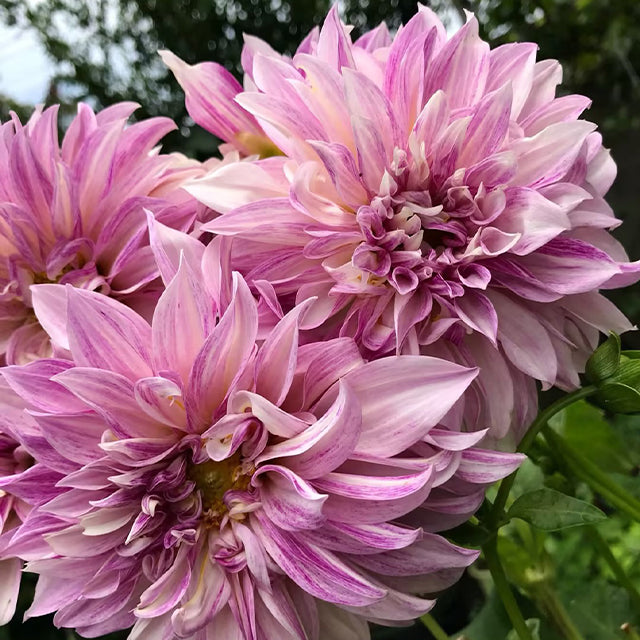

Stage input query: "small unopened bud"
[
  {"left": 585, "top": 333, "right": 621, "bottom": 384},
  {"left": 586, "top": 335, "right": 640, "bottom": 414}
]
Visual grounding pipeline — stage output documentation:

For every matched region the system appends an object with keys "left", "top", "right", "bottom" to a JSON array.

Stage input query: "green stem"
[
  {"left": 489, "top": 386, "right": 597, "bottom": 528},
  {"left": 482, "top": 538, "right": 534, "bottom": 640},
  {"left": 534, "top": 584, "right": 585, "bottom": 640},
  {"left": 421, "top": 613, "right": 450, "bottom": 640},
  {"left": 542, "top": 427, "right": 640, "bottom": 522},
  {"left": 585, "top": 525, "right": 640, "bottom": 611}
]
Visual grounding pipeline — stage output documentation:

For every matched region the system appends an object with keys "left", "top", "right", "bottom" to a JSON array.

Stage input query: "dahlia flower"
[
  {"left": 165, "top": 6, "right": 638, "bottom": 440},
  {"left": 0, "top": 102, "right": 202, "bottom": 364},
  {"left": 0, "top": 236, "right": 522, "bottom": 638}
]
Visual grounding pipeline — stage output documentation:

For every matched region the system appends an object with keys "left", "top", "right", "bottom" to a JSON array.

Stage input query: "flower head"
[
  {"left": 0, "top": 235, "right": 522, "bottom": 638},
  {"left": 0, "top": 103, "right": 202, "bottom": 364},
  {"left": 168, "top": 7, "right": 639, "bottom": 440}
]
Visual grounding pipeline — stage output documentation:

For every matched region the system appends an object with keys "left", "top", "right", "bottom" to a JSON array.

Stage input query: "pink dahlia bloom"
[
  {"left": 0, "top": 237, "right": 522, "bottom": 638},
  {"left": 0, "top": 102, "right": 203, "bottom": 364},
  {"left": 166, "top": 7, "right": 639, "bottom": 440}
]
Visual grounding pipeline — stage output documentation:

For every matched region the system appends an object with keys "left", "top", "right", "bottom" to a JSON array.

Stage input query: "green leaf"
[
  {"left": 556, "top": 401, "right": 634, "bottom": 474},
  {"left": 507, "top": 488, "right": 606, "bottom": 531},
  {"left": 560, "top": 579, "right": 640, "bottom": 638},
  {"left": 596, "top": 382, "right": 640, "bottom": 414},
  {"left": 586, "top": 333, "right": 621, "bottom": 383},
  {"left": 589, "top": 352, "right": 640, "bottom": 414},
  {"left": 446, "top": 521, "right": 492, "bottom": 548}
]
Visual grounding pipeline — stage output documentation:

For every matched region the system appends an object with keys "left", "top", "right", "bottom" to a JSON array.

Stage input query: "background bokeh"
[{"left": 0, "top": 1, "right": 639, "bottom": 639}]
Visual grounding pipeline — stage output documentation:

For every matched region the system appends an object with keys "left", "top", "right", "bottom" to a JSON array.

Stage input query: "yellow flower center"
[{"left": 187, "top": 452, "right": 251, "bottom": 525}]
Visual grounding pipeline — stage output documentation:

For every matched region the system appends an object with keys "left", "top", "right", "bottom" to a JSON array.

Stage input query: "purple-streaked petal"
[
  {"left": 314, "top": 468, "right": 434, "bottom": 524},
  {"left": 66, "top": 287, "right": 153, "bottom": 381},
  {"left": 30, "top": 284, "right": 71, "bottom": 351},
  {"left": 152, "top": 256, "right": 215, "bottom": 383},
  {"left": 252, "top": 512, "right": 386, "bottom": 607},
  {"left": 0, "top": 557, "right": 21, "bottom": 625},
  {"left": 456, "top": 449, "right": 525, "bottom": 483},
  {"left": 160, "top": 50, "right": 262, "bottom": 144},
  {"left": 341, "top": 356, "right": 477, "bottom": 457},
  {"left": 353, "top": 532, "right": 478, "bottom": 576},
  {"left": 53, "top": 367, "right": 165, "bottom": 438},
  {"left": 171, "top": 557, "right": 230, "bottom": 636},
  {"left": 147, "top": 212, "right": 205, "bottom": 287},
  {"left": 253, "top": 464, "right": 327, "bottom": 530},
  {"left": 254, "top": 299, "right": 313, "bottom": 406},
  {"left": 1, "top": 359, "right": 83, "bottom": 414},
  {"left": 511, "top": 120, "right": 597, "bottom": 188},
  {"left": 186, "top": 273, "right": 258, "bottom": 431},
  {"left": 136, "top": 544, "right": 192, "bottom": 618},
  {"left": 256, "top": 381, "right": 361, "bottom": 478}
]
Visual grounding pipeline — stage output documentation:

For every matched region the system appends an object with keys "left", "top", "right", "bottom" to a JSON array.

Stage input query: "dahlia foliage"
[{"left": 0, "top": 5, "right": 636, "bottom": 640}]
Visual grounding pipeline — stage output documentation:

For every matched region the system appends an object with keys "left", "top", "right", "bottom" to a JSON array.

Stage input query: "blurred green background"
[{"left": 0, "top": 1, "right": 639, "bottom": 639}]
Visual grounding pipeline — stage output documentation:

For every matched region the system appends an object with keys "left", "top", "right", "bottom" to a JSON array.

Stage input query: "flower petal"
[
  {"left": 186, "top": 273, "right": 258, "bottom": 431},
  {"left": 252, "top": 512, "right": 386, "bottom": 607},
  {"left": 341, "top": 356, "right": 477, "bottom": 457},
  {"left": 66, "top": 287, "right": 153, "bottom": 381},
  {"left": 253, "top": 465, "right": 327, "bottom": 531}
]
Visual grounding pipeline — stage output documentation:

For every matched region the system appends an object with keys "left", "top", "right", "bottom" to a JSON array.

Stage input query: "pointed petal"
[
  {"left": 511, "top": 120, "right": 597, "bottom": 188},
  {"left": 1, "top": 359, "right": 83, "bottom": 413},
  {"left": 488, "top": 291, "right": 558, "bottom": 385},
  {"left": 254, "top": 464, "right": 327, "bottom": 530},
  {"left": 160, "top": 50, "right": 261, "bottom": 143},
  {"left": 53, "top": 367, "right": 163, "bottom": 438},
  {"left": 425, "top": 17, "right": 490, "bottom": 110},
  {"left": 66, "top": 287, "right": 153, "bottom": 380},
  {"left": 186, "top": 273, "right": 258, "bottom": 431},
  {"left": 353, "top": 532, "right": 478, "bottom": 576},
  {"left": 152, "top": 257, "right": 215, "bottom": 383},
  {"left": 342, "top": 357, "right": 477, "bottom": 457},
  {"left": 0, "top": 558, "right": 21, "bottom": 625},
  {"left": 252, "top": 512, "right": 386, "bottom": 607},
  {"left": 255, "top": 299, "right": 313, "bottom": 406},
  {"left": 459, "top": 84, "right": 512, "bottom": 167},
  {"left": 495, "top": 187, "right": 570, "bottom": 255},
  {"left": 189, "top": 158, "right": 288, "bottom": 215},
  {"left": 147, "top": 211, "right": 205, "bottom": 286},
  {"left": 256, "top": 380, "right": 362, "bottom": 478},
  {"left": 30, "top": 284, "right": 70, "bottom": 350},
  {"left": 456, "top": 449, "right": 525, "bottom": 483}
]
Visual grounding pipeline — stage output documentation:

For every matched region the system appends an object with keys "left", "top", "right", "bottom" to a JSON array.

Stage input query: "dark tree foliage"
[
  {"left": 465, "top": 0, "right": 640, "bottom": 133},
  {"left": 0, "top": 0, "right": 455, "bottom": 155}
]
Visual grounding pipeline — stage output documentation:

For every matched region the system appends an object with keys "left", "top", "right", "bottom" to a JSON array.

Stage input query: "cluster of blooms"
[{"left": 0, "top": 6, "right": 636, "bottom": 640}]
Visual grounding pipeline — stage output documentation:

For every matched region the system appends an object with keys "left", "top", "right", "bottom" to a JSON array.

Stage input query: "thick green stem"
[
  {"left": 482, "top": 538, "right": 534, "bottom": 640},
  {"left": 421, "top": 613, "right": 450, "bottom": 640},
  {"left": 542, "top": 427, "right": 640, "bottom": 522},
  {"left": 489, "top": 386, "right": 597, "bottom": 528},
  {"left": 585, "top": 525, "right": 640, "bottom": 611}
]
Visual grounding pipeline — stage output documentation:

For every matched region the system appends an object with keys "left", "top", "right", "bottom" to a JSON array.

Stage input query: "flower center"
[{"left": 187, "top": 452, "right": 250, "bottom": 519}]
